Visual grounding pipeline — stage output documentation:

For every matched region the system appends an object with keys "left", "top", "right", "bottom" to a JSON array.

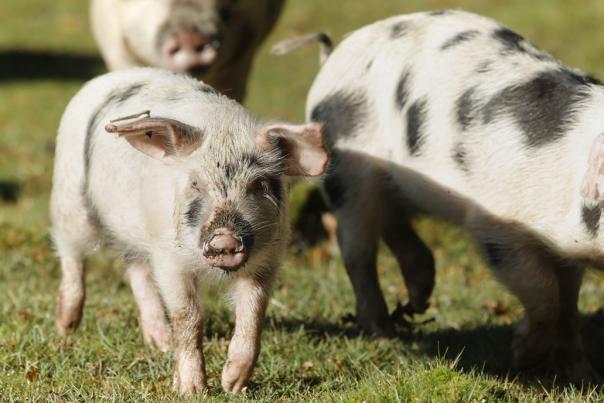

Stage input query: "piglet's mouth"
[{"left": 202, "top": 229, "right": 248, "bottom": 271}]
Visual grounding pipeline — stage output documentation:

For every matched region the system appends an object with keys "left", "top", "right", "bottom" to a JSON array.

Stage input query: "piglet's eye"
[{"left": 248, "top": 179, "right": 269, "bottom": 194}]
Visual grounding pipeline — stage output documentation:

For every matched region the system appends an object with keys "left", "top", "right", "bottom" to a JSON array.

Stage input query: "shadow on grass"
[
  {"left": 269, "top": 311, "right": 604, "bottom": 388},
  {"left": 0, "top": 180, "right": 20, "bottom": 203},
  {"left": 0, "top": 49, "right": 105, "bottom": 81}
]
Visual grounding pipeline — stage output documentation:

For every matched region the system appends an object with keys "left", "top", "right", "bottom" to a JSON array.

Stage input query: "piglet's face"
[
  {"left": 119, "top": 0, "right": 244, "bottom": 77},
  {"left": 184, "top": 149, "right": 286, "bottom": 271},
  {"left": 106, "top": 114, "right": 328, "bottom": 272}
]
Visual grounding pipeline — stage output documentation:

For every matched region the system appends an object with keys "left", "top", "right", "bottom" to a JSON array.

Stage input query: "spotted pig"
[{"left": 304, "top": 10, "right": 604, "bottom": 381}]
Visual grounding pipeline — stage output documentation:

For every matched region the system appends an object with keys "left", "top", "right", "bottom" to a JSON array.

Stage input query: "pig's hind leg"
[
  {"left": 324, "top": 156, "right": 395, "bottom": 337},
  {"left": 52, "top": 210, "right": 94, "bottom": 336},
  {"left": 553, "top": 265, "right": 598, "bottom": 382},
  {"left": 51, "top": 191, "right": 98, "bottom": 336},
  {"left": 381, "top": 214, "right": 435, "bottom": 315},
  {"left": 470, "top": 216, "right": 563, "bottom": 371},
  {"left": 484, "top": 239, "right": 598, "bottom": 382},
  {"left": 126, "top": 260, "right": 171, "bottom": 352}
]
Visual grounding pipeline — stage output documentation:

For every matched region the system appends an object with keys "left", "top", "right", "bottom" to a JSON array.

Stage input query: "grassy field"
[{"left": 2, "top": 0, "right": 604, "bottom": 401}]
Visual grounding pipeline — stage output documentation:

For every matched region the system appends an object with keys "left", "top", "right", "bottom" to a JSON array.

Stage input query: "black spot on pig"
[
  {"left": 310, "top": 90, "right": 368, "bottom": 148},
  {"left": 482, "top": 69, "right": 591, "bottom": 148},
  {"left": 456, "top": 87, "right": 479, "bottom": 131},
  {"left": 493, "top": 28, "right": 525, "bottom": 53},
  {"left": 390, "top": 22, "right": 409, "bottom": 39},
  {"left": 185, "top": 197, "right": 204, "bottom": 227},
  {"left": 197, "top": 82, "right": 218, "bottom": 95},
  {"left": 582, "top": 203, "right": 602, "bottom": 238},
  {"left": 365, "top": 59, "right": 373, "bottom": 72},
  {"left": 112, "top": 82, "right": 146, "bottom": 103},
  {"left": 492, "top": 28, "right": 551, "bottom": 61},
  {"left": 406, "top": 98, "right": 428, "bottom": 156},
  {"left": 224, "top": 164, "right": 236, "bottom": 180},
  {"left": 429, "top": 10, "right": 452, "bottom": 17},
  {"left": 84, "top": 106, "right": 105, "bottom": 180},
  {"left": 84, "top": 82, "right": 147, "bottom": 188},
  {"left": 453, "top": 144, "right": 469, "bottom": 172},
  {"left": 395, "top": 70, "right": 411, "bottom": 109},
  {"left": 475, "top": 60, "right": 492, "bottom": 74},
  {"left": 440, "top": 30, "right": 480, "bottom": 50},
  {"left": 482, "top": 241, "right": 505, "bottom": 267}
]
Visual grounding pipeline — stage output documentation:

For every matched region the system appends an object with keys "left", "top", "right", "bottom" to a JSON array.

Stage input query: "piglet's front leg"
[
  {"left": 153, "top": 258, "right": 207, "bottom": 395},
  {"left": 222, "top": 271, "right": 274, "bottom": 394}
]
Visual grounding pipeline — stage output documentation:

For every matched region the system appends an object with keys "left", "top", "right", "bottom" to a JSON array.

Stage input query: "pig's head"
[
  {"left": 118, "top": 0, "right": 274, "bottom": 78},
  {"left": 106, "top": 111, "right": 327, "bottom": 272}
]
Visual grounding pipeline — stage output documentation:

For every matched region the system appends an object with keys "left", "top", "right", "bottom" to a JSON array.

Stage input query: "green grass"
[{"left": 2, "top": 0, "right": 604, "bottom": 400}]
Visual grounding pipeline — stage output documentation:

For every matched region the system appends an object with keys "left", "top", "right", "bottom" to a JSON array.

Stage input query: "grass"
[{"left": 2, "top": 0, "right": 604, "bottom": 400}]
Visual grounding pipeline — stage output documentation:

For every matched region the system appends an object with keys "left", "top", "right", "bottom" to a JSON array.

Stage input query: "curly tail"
[{"left": 270, "top": 32, "right": 333, "bottom": 65}]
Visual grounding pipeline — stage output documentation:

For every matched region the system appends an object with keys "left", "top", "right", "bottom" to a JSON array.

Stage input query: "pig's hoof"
[
  {"left": 561, "top": 361, "right": 602, "bottom": 385},
  {"left": 141, "top": 318, "right": 171, "bottom": 352},
  {"left": 360, "top": 318, "right": 396, "bottom": 338},
  {"left": 554, "top": 346, "right": 601, "bottom": 384},
  {"left": 56, "top": 299, "right": 83, "bottom": 336},
  {"left": 56, "top": 319, "right": 79, "bottom": 337},
  {"left": 512, "top": 327, "right": 554, "bottom": 370},
  {"left": 172, "top": 370, "right": 208, "bottom": 395},
  {"left": 221, "top": 356, "right": 254, "bottom": 394}
]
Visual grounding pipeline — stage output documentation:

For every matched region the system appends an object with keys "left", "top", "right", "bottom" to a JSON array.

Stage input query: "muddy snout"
[
  {"left": 202, "top": 228, "right": 249, "bottom": 270},
  {"left": 162, "top": 31, "right": 220, "bottom": 73}
]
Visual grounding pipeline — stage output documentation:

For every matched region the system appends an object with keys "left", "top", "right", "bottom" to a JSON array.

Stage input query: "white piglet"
[
  {"left": 90, "top": 0, "right": 285, "bottom": 102},
  {"left": 301, "top": 10, "right": 604, "bottom": 381},
  {"left": 50, "top": 68, "right": 327, "bottom": 394}
]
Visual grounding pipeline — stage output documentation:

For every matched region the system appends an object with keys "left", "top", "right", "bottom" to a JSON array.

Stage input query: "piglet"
[
  {"left": 50, "top": 67, "right": 327, "bottom": 394},
  {"left": 279, "top": 10, "right": 604, "bottom": 381},
  {"left": 90, "top": 0, "right": 286, "bottom": 101}
]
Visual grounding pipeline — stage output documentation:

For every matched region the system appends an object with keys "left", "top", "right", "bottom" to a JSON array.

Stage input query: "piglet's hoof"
[
  {"left": 141, "top": 317, "right": 171, "bottom": 352},
  {"left": 554, "top": 346, "right": 602, "bottom": 384},
  {"left": 56, "top": 292, "right": 84, "bottom": 336},
  {"left": 222, "top": 355, "right": 255, "bottom": 394},
  {"left": 390, "top": 302, "right": 435, "bottom": 331},
  {"left": 172, "top": 364, "right": 208, "bottom": 395},
  {"left": 342, "top": 313, "right": 396, "bottom": 338}
]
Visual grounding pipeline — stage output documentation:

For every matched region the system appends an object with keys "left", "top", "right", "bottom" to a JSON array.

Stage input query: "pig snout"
[
  {"left": 162, "top": 31, "right": 220, "bottom": 73},
  {"left": 202, "top": 228, "right": 248, "bottom": 270}
]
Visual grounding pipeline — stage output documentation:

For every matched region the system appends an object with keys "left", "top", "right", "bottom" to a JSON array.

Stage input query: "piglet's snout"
[
  {"left": 202, "top": 228, "right": 247, "bottom": 270},
  {"left": 162, "top": 31, "right": 219, "bottom": 73}
]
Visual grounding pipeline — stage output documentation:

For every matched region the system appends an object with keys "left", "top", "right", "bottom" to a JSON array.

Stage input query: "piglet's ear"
[
  {"left": 256, "top": 122, "right": 329, "bottom": 176},
  {"left": 582, "top": 133, "right": 604, "bottom": 201},
  {"left": 105, "top": 117, "right": 203, "bottom": 159}
]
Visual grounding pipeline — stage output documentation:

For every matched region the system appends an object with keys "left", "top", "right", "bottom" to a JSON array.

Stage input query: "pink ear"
[
  {"left": 105, "top": 117, "right": 203, "bottom": 159},
  {"left": 581, "top": 133, "right": 604, "bottom": 201},
  {"left": 256, "top": 123, "right": 329, "bottom": 177}
]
